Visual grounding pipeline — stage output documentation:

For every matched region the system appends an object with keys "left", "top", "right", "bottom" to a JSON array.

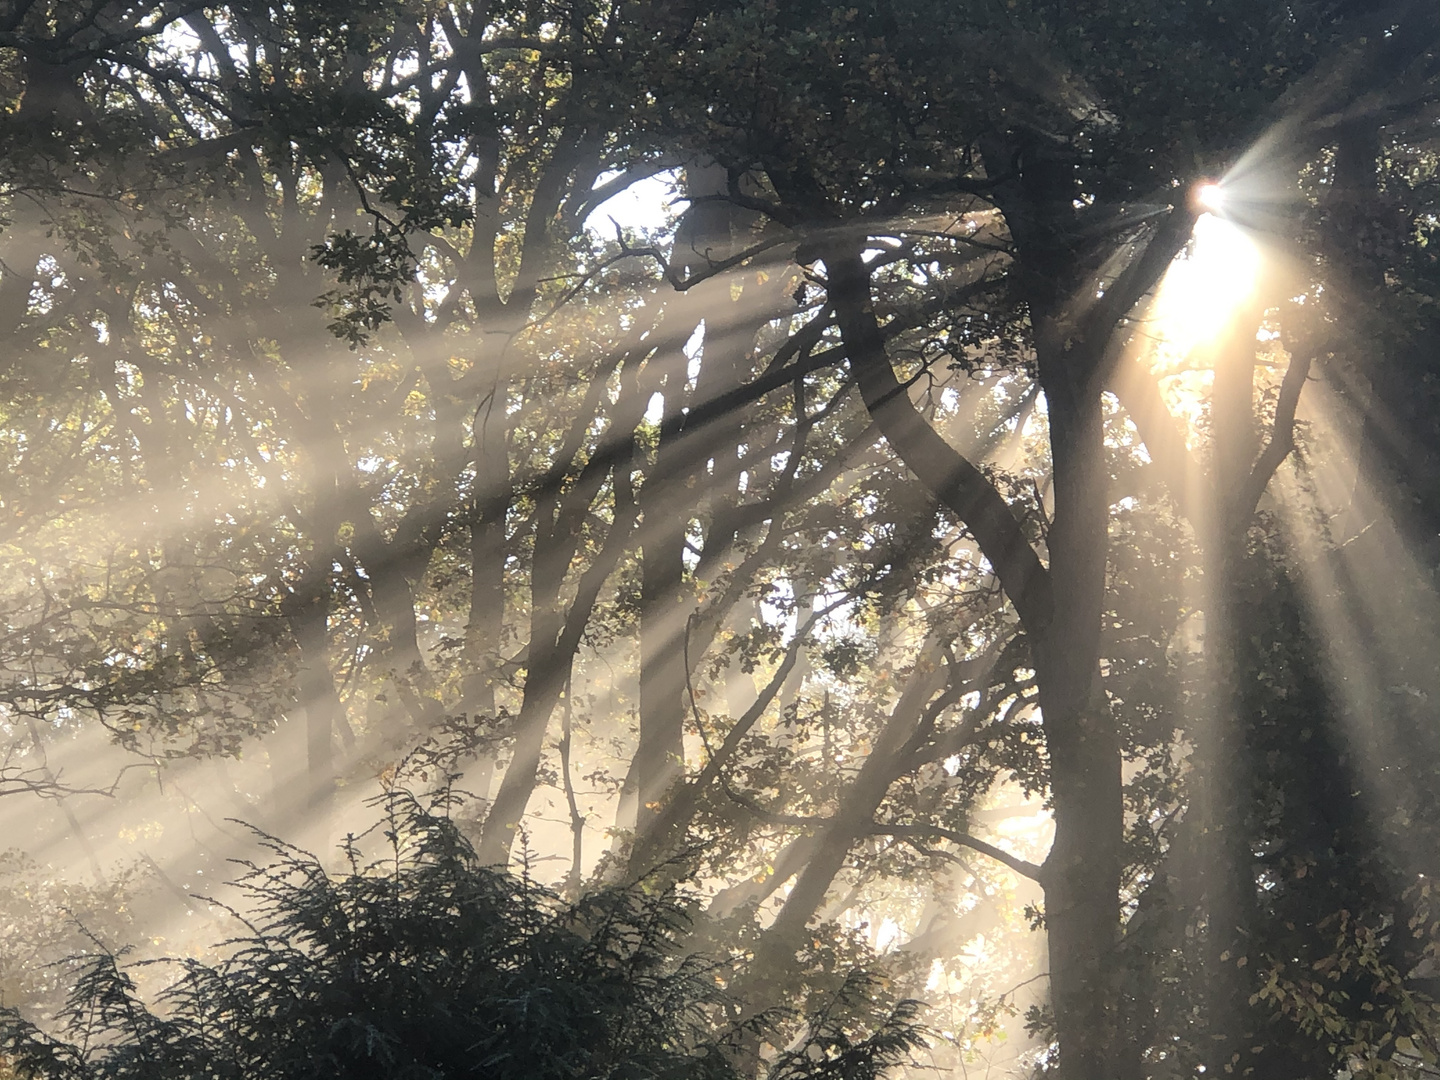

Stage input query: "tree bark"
[
  {"left": 830, "top": 184, "right": 1189, "bottom": 1074},
  {"left": 1031, "top": 345, "right": 1125, "bottom": 1080}
]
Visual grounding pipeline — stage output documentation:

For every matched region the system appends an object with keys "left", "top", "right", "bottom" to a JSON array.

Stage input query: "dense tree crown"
[{"left": 0, "top": 2, "right": 1438, "bottom": 1079}]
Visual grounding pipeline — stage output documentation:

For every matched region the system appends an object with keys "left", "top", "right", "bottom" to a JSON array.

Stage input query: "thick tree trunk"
[
  {"left": 1031, "top": 341, "right": 1125, "bottom": 1080},
  {"left": 834, "top": 229, "right": 1128, "bottom": 1076},
  {"left": 1195, "top": 293, "right": 1266, "bottom": 1075}
]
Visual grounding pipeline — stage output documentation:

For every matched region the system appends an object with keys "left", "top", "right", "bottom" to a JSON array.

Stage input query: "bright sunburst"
[
  {"left": 1151, "top": 211, "right": 1262, "bottom": 361},
  {"left": 1138, "top": 202, "right": 1266, "bottom": 432}
]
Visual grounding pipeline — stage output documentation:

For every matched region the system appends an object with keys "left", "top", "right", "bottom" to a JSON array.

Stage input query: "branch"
[
  {"left": 828, "top": 247, "right": 1053, "bottom": 630},
  {"left": 1108, "top": 361, "right": 1210, "bottom": 525},
  {"left": 1237, "top": 343, "right": 1314, "bottom": 517},
  {"left": 667, "top": 234, "right": 793, "bottom": 292},
  {"left": 869, "top": 823, "right": 1045, "bottom": 883},
  {"left": 630, "top": 601, "right": 841, "bottom": 869},
  {"left": 566, "top": 153, "right": 682, "bottom": 227},
  {"left": 481, "top": 288, "right": 955, "bottom": 539},
  {"left": 729, "top": 168, "right": 798, "bottom": 225},
  {"left": 505, "top": 132, "right": 590, "bottom": 317}
]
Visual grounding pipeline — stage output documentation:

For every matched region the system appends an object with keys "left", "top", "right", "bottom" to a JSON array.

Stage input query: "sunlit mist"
[
  {"left": 1150, "top": 212, "right": 1263, "bottom": 363},
  {"left": 2, "top": 8, "right": 1438, "bottom": 1080}
]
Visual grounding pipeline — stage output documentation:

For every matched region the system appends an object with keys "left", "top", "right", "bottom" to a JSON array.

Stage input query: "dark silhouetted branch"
[{"left": 870, "top": 823, "right": 1045, "bottom": 883}]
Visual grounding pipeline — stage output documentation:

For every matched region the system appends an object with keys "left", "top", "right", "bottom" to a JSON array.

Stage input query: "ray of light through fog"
[{"left": 0, "top": 162, "right": 1392, "bottom": 1026}]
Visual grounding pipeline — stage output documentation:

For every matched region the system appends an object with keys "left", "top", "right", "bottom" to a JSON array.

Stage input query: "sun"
[
  {"left": 1152, "top": 212, "right": 1261, "bottom": 357},
  {"left": 1192, "top": 182, "right": 1226, "bottom": 215}
]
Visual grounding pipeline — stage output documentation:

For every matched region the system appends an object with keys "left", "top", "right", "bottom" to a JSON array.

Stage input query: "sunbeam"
[{"left": 1149, "top": 211, "right": 1264, "bottom": 371}]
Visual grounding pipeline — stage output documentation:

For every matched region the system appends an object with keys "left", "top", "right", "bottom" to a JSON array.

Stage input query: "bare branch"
[
  {"left": 869, "top": 822, "right": 1045, "bottom": 883},
  {"left": 1238, "top": 343, "right": 1314, "bottom": 517}
]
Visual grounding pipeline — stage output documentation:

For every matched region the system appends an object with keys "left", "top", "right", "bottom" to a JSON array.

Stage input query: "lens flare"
[{"left": 1192, "top": 182, "right": 1226, "bottom": 215}]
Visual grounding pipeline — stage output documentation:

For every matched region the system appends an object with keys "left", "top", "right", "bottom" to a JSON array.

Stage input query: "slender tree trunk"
[
  {"left": 758, "top": 639, "right": 949, "bottom": 956},
  {"left": 619, "top": 376, "right": 690, "bottom": 834},
  {"left": 286, "top": 590, "right": 340, "bottom": 821},
  {"left": 462, "top": 423, "right": 509, "bottom": 800},
  {"left": 477, "top": 345, "right": 654, "bottom": 863},
  {"left": 477, "top": 605, "right": 569, "bottom": 864}
]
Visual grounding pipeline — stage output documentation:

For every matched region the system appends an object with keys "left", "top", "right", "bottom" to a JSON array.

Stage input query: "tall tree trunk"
[
  {"left": 477, "top": 603, "right": 569, "bottom": 864},
  {"left": 462, "top": 400, "right": 510, "bottom": 801},
  {"left": 1195, "top": 285, "right": 1266, "bottom": 1075},
  {"left": 286, "top": 588, "right": 340, "bottom": 823},
  {"left": 830, "top": 165, "right": 1193, "bottom": 1072},
  {"left": 618, "top": 314, "right": 698, "bottom": 834},
  {"left": 832, "top": 228, "right": 1127, "bottom": 1076},
  {"left": 628, "top": 416, "right": 690, "bottom": 833},
  {"left": 1031, "top": 353, "right": 1125, "bottom": 1080},
  {"left": 477, "top": 343, "right": 655, "bottom": 863},
  {"left": 621, "top": 163, "right": 760, "bottom": 834}
]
